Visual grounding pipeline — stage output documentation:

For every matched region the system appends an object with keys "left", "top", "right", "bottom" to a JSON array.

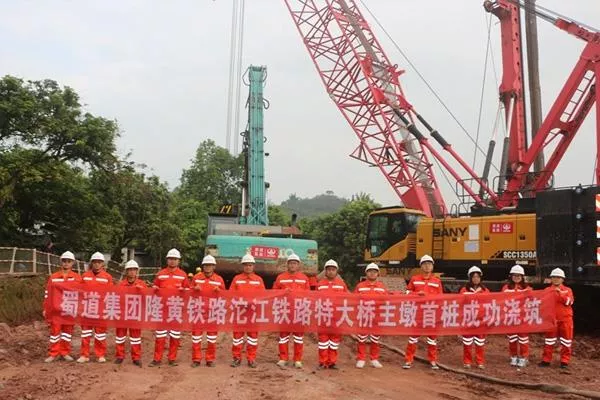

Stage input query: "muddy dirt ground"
[{"left": 0, "top": 322, "right": 599, "bottom": 400}]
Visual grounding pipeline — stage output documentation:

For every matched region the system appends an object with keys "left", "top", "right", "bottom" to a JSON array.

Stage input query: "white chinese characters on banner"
[
  {"left": 52, "top": 288, "right": 553, "bottom": 335},
  {"left": 524, "top": 297, "right": 543, "bottom": 325},
  {"left": 187, "top": 297, "right": 205, "bottom": 324},
  {"left": 503, "top": 299, "right": 522, "bottom": 326},
  {"left": 421, "top": 302, "right": 439, "bottom": 328},
  {"left": 81, "top": 291, "right": 101, "bottom": 319},
  {"left": 272, "top": 297, "right": 291, "bottom": 325},
  {"left": 103, "top": 292, "right": 121, "bottom": 320},
  {"left": 124, "top": 294, "right": 143, "bottom": 321},
  {"left": 60, "top": 291, "right": 79, "bottom": 318},
  {"left": 145, "top": 295, "right": 163, "bottom": 322},
  {"left": 378, "top": 301, "right": 396, "bottom": 327},
  {"left": 461, "top": 300, "right": 481, "bottom": 328},
  {"left": 251, "top": 299, "right": 269, "bottom": 323},
  {"left": 398, "top": 301, "right": 418, "bottom": 328},
  {"left": 293, "top": 298, "right": 312, "bottom": 326},
  {"left": 229, "top": 297, "right": 249, "bottom": 324},
  {"left": 208, "top": 297, "right": 227, "bottom": 325},
  {"left": 441, "top": 300, "right": 460, "bottom": 328},
  {"left": 314, "top": 298, "right": 334, "bottom": 327},
  {"left": 357, "top": 300, "right": 376, "bottom": 328},
  {"left": 483, "top": 300, "right": 501, "bottom": 327},
  {"left": 335, "top": 299, "right": 354, "bottom": 328}
]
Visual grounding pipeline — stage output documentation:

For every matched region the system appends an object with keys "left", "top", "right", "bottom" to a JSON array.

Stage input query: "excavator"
[
  {"left": 283, "top": 0, "right": 600, "bottom": 327},
  {"left": 205, "top": 66, "right": 318, "bottom": 287}
]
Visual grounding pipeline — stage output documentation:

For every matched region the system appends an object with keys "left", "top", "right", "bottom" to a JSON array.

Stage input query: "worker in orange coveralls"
[
  {"left": 539, "top": 268, "right": 574, "bottom": 369},
  {"left": 191, "top": 255, "right": 225, "bottom": 368},
  {"left": 403, "top": 254, "right": 443, "bottom": 370},
  {"left": 149, "top": 248, "right": 189, "bottom": 367},
  {"left": 44, "top": 251, "right": 81, "bottom": 363},
  {"left": 78, "top": 252, "right": 113, "bottom": 363},
  {"left": 230, "top": 254, "right": 266, "bottom": 368},
  {"left": 502, "top": 264, "right": 532, "bottom": 368},
  {"left": 273, "top": 253, "right": 310, "bottom": 369},
  {"left": 354, "top": 263, "right": 387, "bottom": 369},
  {"left": 114, "top": 260, "right": 146, "bottom": 367},
  {"left": 316, "top": 259, "right": 348, "bottom": 370},
  {"left": 459, "top": 266, "right": 489, "bottom": 369}
]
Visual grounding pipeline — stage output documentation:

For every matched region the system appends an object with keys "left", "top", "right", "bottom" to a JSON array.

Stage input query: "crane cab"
[{"left": 365, "top": 207, "right": 425, "bottom": 267}]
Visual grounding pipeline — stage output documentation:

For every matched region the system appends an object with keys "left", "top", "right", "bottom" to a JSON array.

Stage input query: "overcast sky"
[{"left": 1, "top": 1, "right": 598, "bottom": 207}]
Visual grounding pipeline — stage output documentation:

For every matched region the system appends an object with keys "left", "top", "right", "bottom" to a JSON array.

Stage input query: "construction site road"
[{"left": 1, "top": 322, "right": 599, "bottom": 400}]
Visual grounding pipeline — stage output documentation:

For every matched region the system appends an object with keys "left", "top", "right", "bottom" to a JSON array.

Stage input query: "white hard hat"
[
  {"left": 287, "top": 253, "right": 301, "bottom": 262},
  {"left": 60, "top": 251, "right": 75, "bottom": 261},
  {"left": 324, "top": 259, "right": 339, "bottom": 269},
  {"left": 550, "top": 268, "right": 566, "bottom": 279},
  {"left": 166, "top": 248, "right": 181, "bottom": 259},
  {"left": 241, "top": 254, "right": 256, "bottom": 264},
  {"left": 202, "top": 255, "right": 217, "bottom": 265},
  {"left": 365, "top": 263, "right": 380, "bottom": 272},
  {"left": 124, "top": 260, "right": 139, "bottom": 270},
  {"left": 420, "top": 254, "right": 434, "bottom": 265},
  {"left": 90, "top": 252, "right": 105, "bottom": 262},
  {"left": 509, "top": 265, "right": 525, "bottom": 275},
  {"left": 468, "top": 266, "right": 482, "bottom": 277}
]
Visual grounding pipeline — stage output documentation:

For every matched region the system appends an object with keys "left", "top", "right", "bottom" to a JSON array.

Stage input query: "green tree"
[
  {"left": 281, "top": 191, "right": 348, "bottom": 217},
  {"left": 170, "top": 195, "right": 209, "bottom": 268},
  {"left": 89, "top": 166, "right": 178, "bottom": 263},
  {"left": 0, "top": 76, "right": 118, "bottom": 207},
  {"left": 178, "top": 139, "right": 244, "bottom": 212},
  {"left": 300, "top": 197, "right": 380, "bottom": 287},
  {"left": 0, "top": 76, "right": 121, "bottom": 250},
  {"left": 268, "top": 204, "right": 291, "bottom": 226}
]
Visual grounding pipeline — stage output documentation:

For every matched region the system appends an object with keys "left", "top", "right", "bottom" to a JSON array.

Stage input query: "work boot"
[
  {"left": 329, "top": 364, "right": 339, "bottom": 370},
  {"left": 355, "top": 360, "right": 366, "bottom": 369},
  {"left": 516, "top": 358, "right": 528, "bottom": 368},
  {"left": 44, "top": 356, "right": 56, "bottom": 363},
  {"left": 560, "top": 363, "right": 569, "bottom": 369},
  {"left": 430, "top": 362, "right": 440, "bottom": 370},
  {"left": 317, "top": 364, "right": 327, "bottom": 370},
  {"left": 510, "top": 356, "right": 518, "bottom": 366},
  {"left": 294, "top": 361, "right": 303, "bottom": 369},
  {"left": 477, "top": 364, "right": 485, "bottom": 370},
  {"left": 371, "top": 360, "right": 383, "bottom": 368},
  {"left": 97, "top": 357, "right": 107, "bottom": 363},
  {"left": 133, "top": 360, "right": 142, "bottom": 367},
  {"left": 463, "top": 364, "right": 471, "bottom": 369},
  {"left": 192, "top": 361, "right": 201, "bottom": 368},
  {"left": 231, "top": 358, "right": 241, "bottom": 368},
  {"left": 63, "top": 355, "right": 74, "bottom": 362},
  {"left": 276, "top": 359, "right": 287, "bottom": 368},
  {"left": 206, "top": 361, "right": 215, "bottom": 368},
  {"left": 114, "top": 358, "right": 124, "bottom": 365},
  {"left": 402, "top": 362, "right": 412, "bottom": 369},
  {"left": 76, "top": 356, "right": 89, "bottom": 363},
  {"left": 148, "top": 360, "right": 161, "bottom": 367},
  {"left": 168, "top": 360, "right": 178, "bottom": 366},
  {"left": 538, "top": 361, "right": 550, "bottom": 367},
  {"left": 247, "top": 361, "right": 257, "bottom": 369}
]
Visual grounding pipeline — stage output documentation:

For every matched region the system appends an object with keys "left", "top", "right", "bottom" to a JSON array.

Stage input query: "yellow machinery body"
[{"left": 365, "top": 207, "right": 537, "bottom": 280}]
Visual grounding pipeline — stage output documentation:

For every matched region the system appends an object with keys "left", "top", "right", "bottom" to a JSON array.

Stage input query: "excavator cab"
[{"left": 365, "top": 207, "right": 425, "bottom": 264}]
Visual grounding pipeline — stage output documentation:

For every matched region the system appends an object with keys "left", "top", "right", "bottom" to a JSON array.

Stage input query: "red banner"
[{"left": 46, "top": 284, "right": 556, "bottom": 335}]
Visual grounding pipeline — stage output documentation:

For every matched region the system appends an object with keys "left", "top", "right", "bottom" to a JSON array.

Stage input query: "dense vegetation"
[{"left": 0, "top": 76, "right": 379, "bottom": 275}]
